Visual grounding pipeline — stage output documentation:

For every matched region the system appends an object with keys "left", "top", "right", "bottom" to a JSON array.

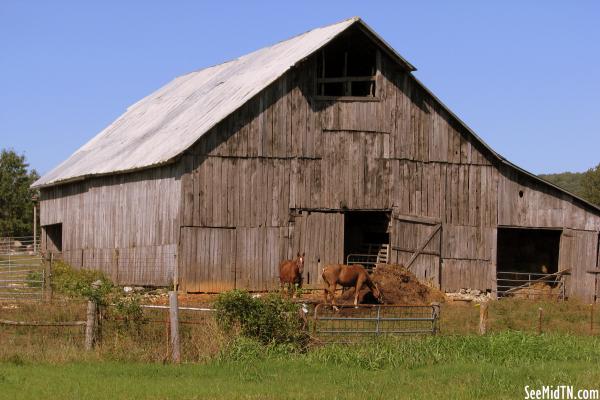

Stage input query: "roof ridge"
[{"left": 172, "top": 17, "right": 361, "bottom": 82}]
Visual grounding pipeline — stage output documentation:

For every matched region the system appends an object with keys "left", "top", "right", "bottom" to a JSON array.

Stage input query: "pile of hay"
[
  {"left": 337, "top": 264, "right": 446, "bottom": 305},
  {"left": 508, "top": 282, "right": 562, "bottom": 299}
]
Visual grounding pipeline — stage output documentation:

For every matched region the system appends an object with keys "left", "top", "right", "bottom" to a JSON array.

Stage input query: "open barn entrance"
[
  {"left": 344, "top": 211, "right": 390, "bottom": 269},
  {"left": 42, "top": 223, "right": 62, "bottom": 253},
  {"left": 496, "top": 227, "right": 562, "bottom": 297}
]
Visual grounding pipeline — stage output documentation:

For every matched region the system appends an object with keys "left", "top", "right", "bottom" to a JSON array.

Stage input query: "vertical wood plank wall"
[
  {"left": 180, "top": 227, "right": 236, "bottom": 292},
  {"left": 391, "top": 218, "right": 441, "bottom": 288},
  {"left": 39, "top": 164, "right": 182, "bottom": 286},
  {"left": 40, "top": 33, "right": 600, "bottom": 298},
  {"left": 179, "top": 48, "right": 600, "bottom": 297}
]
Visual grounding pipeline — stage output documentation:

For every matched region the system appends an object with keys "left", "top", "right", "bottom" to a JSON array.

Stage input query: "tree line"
[
  {"left": 539, "top": 165, "right": 600, "bottom": 207},
  {"left": 0, "top": 149, "right": 39, "bottom": 237}
]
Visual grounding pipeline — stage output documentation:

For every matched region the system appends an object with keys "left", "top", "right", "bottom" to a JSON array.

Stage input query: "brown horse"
[
  {"left": 279, "top": 252, "right": 305, "bottom": 297},
  {"left": 322, "top": 264, "right": 382, "bottom": 307}
]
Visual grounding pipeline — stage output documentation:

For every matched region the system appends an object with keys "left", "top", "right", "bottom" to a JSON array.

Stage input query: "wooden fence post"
[
  {"left": 537, "top": 307, "right": 543, "bottom": 335},
  {"left": 431, "top": 302, "right": 441, "bottom": 334},
  {"left": 85, "top": 300, "right": 98, "bottom": 350},
  {"left": 591, "top": 303, "right": 595, "bottom": 335},
  {"left": 479, "top": 302, "right": 489, "bottom": 335},
  {"left": 33, "top": 202, "right": 37, "bottom": 251},
  {"left": 43, "top": 253, "right": 53, "bottom": 302},
  {"left": 169, "top": 291, "right": 181, "bottom": 363}
]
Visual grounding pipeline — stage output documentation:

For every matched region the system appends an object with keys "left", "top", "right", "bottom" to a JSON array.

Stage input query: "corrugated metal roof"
[{"left": 35, "top": 17, "right": 391, "bottom": 188}]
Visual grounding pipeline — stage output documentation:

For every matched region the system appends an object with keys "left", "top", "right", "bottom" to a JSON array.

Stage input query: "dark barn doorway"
[
  {"left": 43, "top": 223, "right": 63, "bottom": 253},
  {"left": 496, "top": 227, "right": 561, "bottom": 296},
  {"left": 344, "top": 211, "right": 390, "bottom": 268}
]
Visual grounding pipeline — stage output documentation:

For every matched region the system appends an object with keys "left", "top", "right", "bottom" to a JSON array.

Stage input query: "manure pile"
[{"left": 338, "top": 264, "right": 446, "bottom": 305}]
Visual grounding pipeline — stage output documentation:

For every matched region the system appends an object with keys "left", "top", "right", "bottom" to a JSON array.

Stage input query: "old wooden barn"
[{"left": 33, "top": 17, "right": 600, "bottom": 301}]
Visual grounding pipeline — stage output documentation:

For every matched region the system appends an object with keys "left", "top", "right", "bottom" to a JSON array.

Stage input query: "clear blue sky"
[{"left": 1, "top": 1, "right": 598, "bottom": 176}]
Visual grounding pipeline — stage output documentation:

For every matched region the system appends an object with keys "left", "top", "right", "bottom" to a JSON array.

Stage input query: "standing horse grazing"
[
  {"left": 322, "top": 264, "right": 382, "bottom": 307},
  {"left": 279, "top": 252, "right": 305, "bottom": 297}
]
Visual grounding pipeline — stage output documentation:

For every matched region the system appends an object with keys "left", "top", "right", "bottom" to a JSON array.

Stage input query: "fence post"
[
  {"left": 312, "top": 303, "right": 320, "bottom": 337},
  {"left": 537, "top": 307, "right": 543, "bottom": 335},
  {"left": 479, "top": 302, "right": 489, "bottom": 335},
  {"left": 169, "top": 291, "right": 181, "bottom": 363},
  {"left": 431, "top": 302, "right": 440, "bottom": 334},
  {"left": 85, "top": 300, "right": 98, "bottom": 350},
  {"left": 43, "top": 253, "right": 53, "bottom": 302},
  {"left": 591, "top": 304, "right": 595, "bottom": 335},
  {"left": 375, "top": 305, "right": 381, "bottom": 336},
  {"left": 33, "top": 202, "right": 37, "bottom": 251}
]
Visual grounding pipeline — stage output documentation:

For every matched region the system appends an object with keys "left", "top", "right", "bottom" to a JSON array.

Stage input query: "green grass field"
[
  {"left": 2, "top": 294, "right": 599, "bottom": 399},
  {"left": 0, "top": 359, "right": 597, "bottom": 400},
  {"left": 1, "top": 332, "right": 599, "bottom": 400}
]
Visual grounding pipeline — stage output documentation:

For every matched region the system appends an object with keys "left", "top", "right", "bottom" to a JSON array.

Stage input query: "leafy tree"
[
  {"left": 539, "top": 171, "right": 585, "bottom": 197},
  {"left": 581, "top": 163, "right": 600, "bottom": 207},
  {"left": 0, "top": 149, "right": 39, "bottom": 236}
]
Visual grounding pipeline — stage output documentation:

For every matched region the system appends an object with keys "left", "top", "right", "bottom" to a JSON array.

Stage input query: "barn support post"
[
  {"left": 479, "top": 302, "right": 489, "bottom": 335},
  {"left": 33, "top": 200, "right": 37, "bottom": 252},
  {"left": 169, "top": 291, "right": 181, "bottom": 363}
]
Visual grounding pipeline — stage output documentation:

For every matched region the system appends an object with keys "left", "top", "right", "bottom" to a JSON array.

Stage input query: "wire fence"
[
  {"left": 1, "top": 295, "right": 599, "bottom": 364},
  {"left": 53, "top": 250, "right": 177, "bottom": 288},
  {"left": 0, "top": 297, "right": 217, "bottom": 363},
  {"left": 0, "top": 236, "right": 44, "bottom": 301},
  {"left": 0, "top": 236, "right": 40, "bottom": 254}
]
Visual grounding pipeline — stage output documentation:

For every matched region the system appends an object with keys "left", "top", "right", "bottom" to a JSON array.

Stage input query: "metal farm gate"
[
  {"left": 0, "top": 236, "right": 45, "bottom": 300},
  {"left": 313, "top": 304, "right": 440, "bottom": 342}
]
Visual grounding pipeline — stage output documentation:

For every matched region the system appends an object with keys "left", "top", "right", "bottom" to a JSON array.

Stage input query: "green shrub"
[
  {"left": 214, "top": 290, "right": 309, "bottom": 349},
  {"left": 110, "top": 294, "right": 148, "bottom": 333},
  {"left": 51, "top": 260, "right": 114, "bottom": 304}
]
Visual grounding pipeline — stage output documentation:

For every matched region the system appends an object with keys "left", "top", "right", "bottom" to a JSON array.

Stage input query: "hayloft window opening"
[{"left": 316, "top": 30, "right": 378, "bottom": 98}]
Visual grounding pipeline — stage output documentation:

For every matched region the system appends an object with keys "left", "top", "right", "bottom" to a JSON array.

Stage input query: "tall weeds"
[{"left": 304, "top": 332, "right": 600, "bottom": 370}]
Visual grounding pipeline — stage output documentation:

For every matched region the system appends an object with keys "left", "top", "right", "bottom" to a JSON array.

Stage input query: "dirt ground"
[
  {"left": 142, "top": 292, "right": 217, "bottom": 307},
  {"left": 145, "top": 264, "right": 447, "bottom": 306}
]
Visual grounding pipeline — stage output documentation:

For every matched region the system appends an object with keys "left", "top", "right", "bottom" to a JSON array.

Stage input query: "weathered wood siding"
[
  {"left": 498, "top": 167, "right": 600, "bottom": 231},
  {"left": 559, "top": 229, "right": 598, "bottom": 301},
  {"left": 391, "top": 217, "right": 441, "bottom": 287},
  {"left": 180, "top": 227, "right": 236, "bottom": 292},
  {"left": 179, "top": 45, "right": 600, "bottom": 296},
  {"left": 39, "top": 30, "right": 600, "bottom": 298},
  {"left": 291, "top": 212, "right": 344, "bottom": 287},
  {"left": 39, "top": 165, "right": 182, "bottom": 286}
]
